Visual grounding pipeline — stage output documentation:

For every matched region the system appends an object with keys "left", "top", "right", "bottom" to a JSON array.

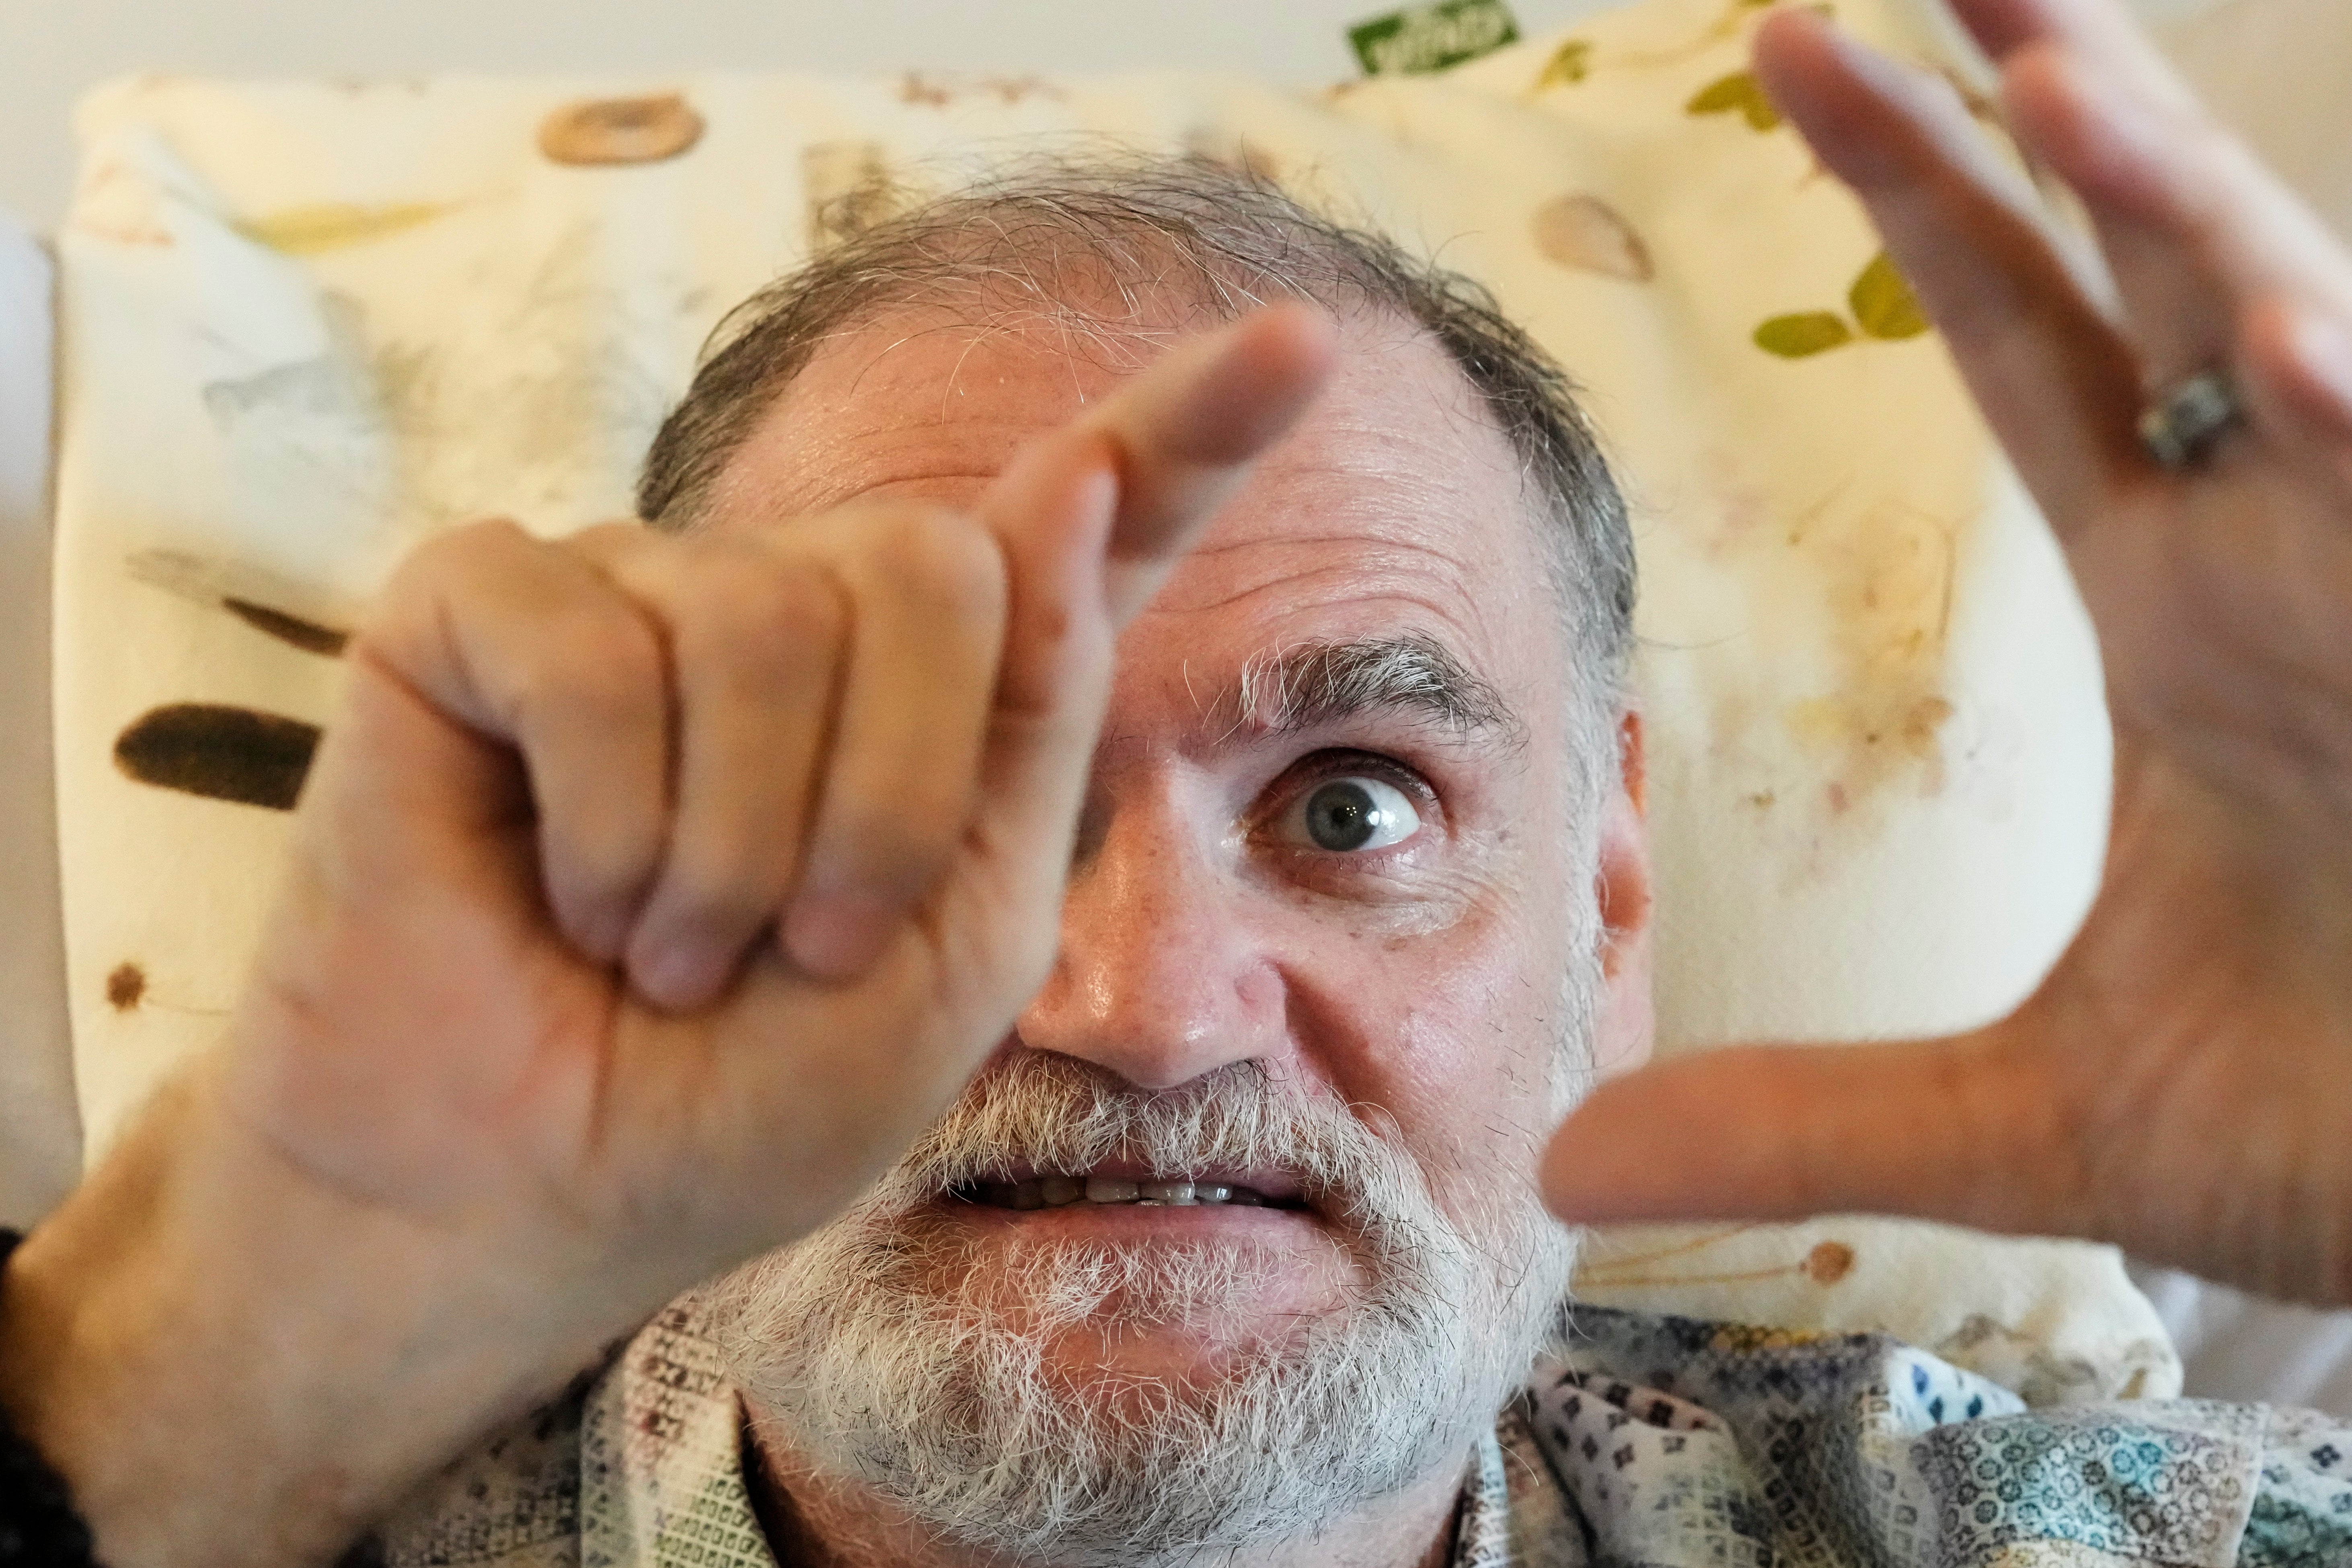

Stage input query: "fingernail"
[
  {"left": 782, "top": 892, "right": 898, "bottom": 981},
  {"left": 635, "top": 943, "right": 722, "bottom": 1013},
  {"left": 571, "top": 901, "right": 636, "bottom": 967}
]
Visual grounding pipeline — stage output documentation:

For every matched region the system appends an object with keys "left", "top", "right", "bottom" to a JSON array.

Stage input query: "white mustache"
[
  {"left": 867, "top": 1053, "right": 1438, "bottom": 1242},
  {"left": 704, "top": 1051, "right": 1584, "bottom": 1568}
]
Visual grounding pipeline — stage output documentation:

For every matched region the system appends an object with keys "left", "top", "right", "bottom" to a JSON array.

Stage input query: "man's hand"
[
  {"left": 232, "top": 303, "right": 1332, "bottom": 1293},
  {"left": 1542, "top": 0, "right": 2352, "bottom": 1306},
  {"left": 0, "top": 304, "right": 1336, "bottom": 1568}
]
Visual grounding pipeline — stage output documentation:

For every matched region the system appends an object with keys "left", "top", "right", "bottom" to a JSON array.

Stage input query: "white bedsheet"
[{"left": 2134, "top": 1264, "right": 2352, "bottom": 1414}]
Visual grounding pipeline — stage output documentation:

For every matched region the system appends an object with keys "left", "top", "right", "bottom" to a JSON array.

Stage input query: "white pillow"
[
  {"left": 1575, "top": 1219, "right": 2177, "bottom": 1404},
  {"left": 44, "top": 0, "right": 2167, "bottom": 1398}
]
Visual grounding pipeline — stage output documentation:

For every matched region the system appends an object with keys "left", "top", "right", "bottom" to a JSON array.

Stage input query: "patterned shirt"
[{"left": 376, "top": 1303, "right": 2352, "bottom": 1567}]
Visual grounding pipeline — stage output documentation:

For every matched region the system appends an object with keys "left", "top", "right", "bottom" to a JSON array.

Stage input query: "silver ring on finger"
[{"left": 2138, "top": 368, "right": 2246, "bottom": 471}]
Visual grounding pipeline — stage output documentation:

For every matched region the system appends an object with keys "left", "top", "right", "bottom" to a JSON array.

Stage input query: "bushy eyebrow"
[{"left": 1217, "top": 633, "right": 1523, "bottom": 744}]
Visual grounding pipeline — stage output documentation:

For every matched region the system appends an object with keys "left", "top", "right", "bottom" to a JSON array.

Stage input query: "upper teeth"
[{"left": 971, "top": 1176, "right": 1271, "bottom": 1210}]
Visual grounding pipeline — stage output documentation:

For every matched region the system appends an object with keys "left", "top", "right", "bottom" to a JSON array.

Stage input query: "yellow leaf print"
[
  {"left": 1754, "top": 312, "right": 1854, "bottom": 358},
  {"left": 1848, "top": 251, "right": 1931, "bottom": 340},
  {"left": 1686, "top": 70, "right": 1781, "bottom": 132},
  {"left": 1535, "top": 38, "right": 1593, "bottom": 89},
  {"left": 234, "top": 201, "right": 452, "bottom": 256}
]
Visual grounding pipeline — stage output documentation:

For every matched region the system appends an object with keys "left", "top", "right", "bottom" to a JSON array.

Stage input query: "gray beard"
[{"left": 698, "top": 1054, "right": 1583, "bottom": 1568}]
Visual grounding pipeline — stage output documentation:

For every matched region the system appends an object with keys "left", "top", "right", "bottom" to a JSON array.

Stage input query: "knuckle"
[
  {"left": 642, "top": 862, "right": 772, "bottom": 947},
  {"left": 570, "top": 518, "right": 649, "bottom": 557},
  {"left": 834, "top": 789, "right": 965, "bottom": 900},
  {"left": 367, "top": 517, "right": 527, "bottom": 627},
  {"left": 732, "top": 555, "right": 850, "bottom": 672},
  {"left": 868, "top": 506, "right": 1008, "bottom": 622},
  {"left": 522, "top": 599, "right": 664, "bottom": 725},
  {"left": 428, "top": 513, "right": 532, "bottom": 560},
  {"left": 358, "top": 520, "right": 586, "bottom": 696},
  {"left": 404, "top": 516, "right": 533, "bottom": 591},
  {"left": 662, "top": 552, "right": 783, "bottom": 660},
  {"left": 845, "top": 828, "right": 959, "bottom": 908},
  {"left": 770, "top": 554, "right": 850, "bottom": 633},
  {"left": 701, "top": 538, "right": 852, "bottom": 653}
]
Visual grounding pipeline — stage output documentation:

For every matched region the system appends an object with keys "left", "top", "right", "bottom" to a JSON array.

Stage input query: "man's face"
[{"left": 696, "top": 301, "right": 1653, "bottom": 1560}]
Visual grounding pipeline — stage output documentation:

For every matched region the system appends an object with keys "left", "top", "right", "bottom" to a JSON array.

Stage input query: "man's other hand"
[{"left": 1542, "top": 0, "right": 2352, "bottom": 1307}]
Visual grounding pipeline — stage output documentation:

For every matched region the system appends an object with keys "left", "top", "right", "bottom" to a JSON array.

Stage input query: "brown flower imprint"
[
  {"left": 1804, "top": 1240, "right": 1855, "bottom": 1284},
  {"left": 1532, "top": 194, "right": 1654, "bottom": 282},
  {"left": 538, "top": 93, "right": 705, "bottom": 167},
  {"left": 104, "top": 962, "right": 226, "bottom": 1019},
  {"left": 106, "top": 963, "right": 146, "bottom": 1012}
]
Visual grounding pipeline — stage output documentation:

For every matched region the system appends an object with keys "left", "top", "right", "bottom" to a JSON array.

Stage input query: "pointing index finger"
[
  {"left": 1078, "top": 302, "right": 1342, "bottom": 623},
  {"left": 947, "top": 305, "right": 1338, "bottom": 965}
]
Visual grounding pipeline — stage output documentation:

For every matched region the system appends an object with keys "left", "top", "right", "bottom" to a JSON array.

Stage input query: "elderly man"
[
  {"left": 11, "top": 0, "right": 2352, "bottom": 1564},
  {"left": 386, "top": 152, "right": 1641, "bottom": 1567}
]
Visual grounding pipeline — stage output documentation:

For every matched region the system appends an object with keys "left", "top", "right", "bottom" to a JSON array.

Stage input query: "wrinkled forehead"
[{"left": 705, "top": 300, "right": 1565, "bottom": 685}]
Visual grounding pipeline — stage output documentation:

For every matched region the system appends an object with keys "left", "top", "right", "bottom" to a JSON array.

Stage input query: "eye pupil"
[{"left": 1306, "top": 781, "right": 1382, "bottom": 851}]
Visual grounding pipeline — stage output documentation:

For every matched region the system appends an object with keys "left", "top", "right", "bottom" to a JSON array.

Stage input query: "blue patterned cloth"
[
  {"left": 378, "top": 1303, "right": 2352, "bottom": 1567},
  {"left": 1507, "top": 1309, "right": 2352, "bottom": 1566}
]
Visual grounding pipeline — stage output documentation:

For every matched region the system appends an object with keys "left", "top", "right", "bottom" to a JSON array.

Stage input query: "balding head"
[{"left": 638, "top": 156, "right": 1635, "bottom": 797}]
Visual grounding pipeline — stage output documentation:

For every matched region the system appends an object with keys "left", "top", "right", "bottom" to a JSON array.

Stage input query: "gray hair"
[{"left": 636, "top": 155, "right": 1635, "bottom": 810}]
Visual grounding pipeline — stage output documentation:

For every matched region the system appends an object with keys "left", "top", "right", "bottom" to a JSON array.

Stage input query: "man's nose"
[{"left": 1015, "top": 807, "right": 1283, "bottom": 1091}]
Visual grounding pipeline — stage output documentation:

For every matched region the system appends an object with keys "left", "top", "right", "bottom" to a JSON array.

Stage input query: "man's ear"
[{"left": 1591, "top": 710, "right": 1654, "bottom": 1083}]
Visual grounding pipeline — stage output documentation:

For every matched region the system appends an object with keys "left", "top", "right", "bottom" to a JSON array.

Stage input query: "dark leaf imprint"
[
  {"left": 222, "top": 598, "right": 350, "bottom": 656},
  {"left": 123, "top": 551, "right": 353, "bottom": 657},
  {"left": 114, "top": 703, "right": 321, "bottom": 811}
]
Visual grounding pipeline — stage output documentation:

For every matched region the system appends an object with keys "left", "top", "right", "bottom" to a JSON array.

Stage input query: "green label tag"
[{"left": 1348, "top": 0, "right": 1522, "bottom": 75}]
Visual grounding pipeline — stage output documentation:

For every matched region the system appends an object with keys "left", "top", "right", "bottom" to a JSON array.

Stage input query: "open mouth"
[{"left": 949, "top": 1174, "right": 1311, "bottom": 1212}]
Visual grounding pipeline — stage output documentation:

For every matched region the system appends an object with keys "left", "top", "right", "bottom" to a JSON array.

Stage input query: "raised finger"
[
  {"left": 1945, "top": 0, "right": 2197, "bottom": 112},
  {"left": 954, "top": 306, "right": 1339, "bottom": 929},
  {"left": 1539, "top": 1030, "right": 2089, "bottom": 1241},
  {"left": 586, "top": 531, "right": 848, "bottom": 1011},
  {"left": 1756, "top": 10, "right": 2146, "bottom": 526},
  {"left": 779, "top": 506, "right": 1009, "bottom": 981},
  {"left": 361, "top": 519, "right": 673, "bottom": 962},
  {"left": 1075, "top": 302, "right": 1343, "bottom": 622},
  {"left": 1999, "top": 39, "right": 2352, "bottom": 400}
]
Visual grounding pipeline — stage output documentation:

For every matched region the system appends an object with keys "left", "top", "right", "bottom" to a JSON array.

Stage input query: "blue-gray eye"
[{"left": 1285, "top": 776, "right": 1421, "bottom": 853}]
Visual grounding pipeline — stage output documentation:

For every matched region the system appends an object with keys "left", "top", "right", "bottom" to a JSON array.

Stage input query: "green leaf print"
[
  {"left": 1754, "top": 312, "right": 1856, "bottom": 358},
  {"left": 1848, "top": 251, "right": 1931, "bottom": 340},
  {"left": 1686, "top": 71, "right": 1782, "bottom": 132},
  {"left": 1536, "top": 38, "right": 1594, "bottom": 88}
]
